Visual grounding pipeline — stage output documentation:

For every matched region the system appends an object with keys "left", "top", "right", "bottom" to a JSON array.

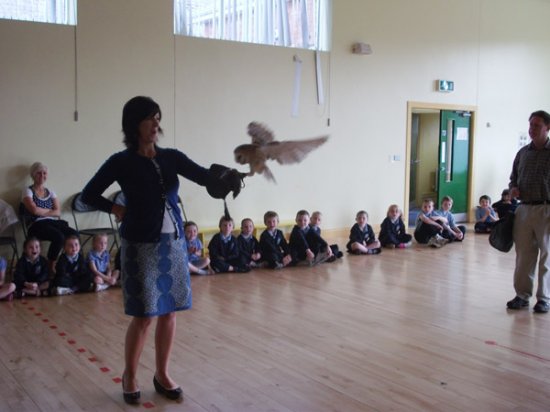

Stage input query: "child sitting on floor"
[
  {"left": 0, "top": 256, "right": 16, "bottom": 301},
  {"left": 379, "top": 204, "right": 412, "bottom": 248},
  {"left": 414, "top": 198, "right": 448, "bottom": 248},
  {"left": 54, "top": 235, "right": 94, "bottom": 295},
  {"left": 88, "top": 233, "right": 118, "bottom": 292},
  {"left": 346, "top": 210, "right": 382, "bottom": 254},
  {"left": 474, "top": 195, "right": 499, "bottom": 233},
  {"left": 492, "top": 189, "right": 518, "bottom": 219},
  {"left": 208, "top": 216, "right": 250, "bottom": 273},
  {"left": 13, "top": 237, "right": 50, "bottom": 297},
  {"left": 309, "top": 211, "right": 343, "bottom": 259},
  {"left": 259, "top": 211, "right": 293, "bottom": 269},
  {"left": 436, "top": 196, "right": 465, "bottom": 241},
  {"left": 184, "top": 221, "right": 212, "bottom": 275},
  {"left": 237, "top": 218, "right": 262, "bottom": 269},
  {"left": 290, "top": 210, "right": 333, "bottom": 265}
]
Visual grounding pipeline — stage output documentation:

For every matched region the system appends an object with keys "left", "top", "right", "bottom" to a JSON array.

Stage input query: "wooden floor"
[{"left": 1, "top": 229, "right": 550, "bottom": 412}]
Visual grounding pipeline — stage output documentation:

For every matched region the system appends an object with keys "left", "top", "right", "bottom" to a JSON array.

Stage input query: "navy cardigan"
[{"left": 82, "top": 147, "right": 215, "bottom": 243}]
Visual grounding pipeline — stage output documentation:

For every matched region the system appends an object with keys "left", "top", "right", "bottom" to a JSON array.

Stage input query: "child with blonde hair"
[
  {"left": 379, "top": 205, "right": 412, "bottom": 248},
  {"left": 310, "top": 211, "right": 343, "bottom": 259},
  {"left": 289, "top": 210, "right": 332, "bottom": 265},
  {"left": 88, "top": 233, "right": 118, "bottom": 292},
  {"left": 184, "top": 221, "right": 212, "bottom": 275},
  {"left": 237, "top": 218, "right": 262, "bottom": 269},
  {"left": 414, "top": 198, "right": 448, "bottom": 247},
  {"left": 436, "top": 196, "right": 465, "bottom": 241},
  {"left": 346, "top": 210, "right": 381, "bottom": 254}
]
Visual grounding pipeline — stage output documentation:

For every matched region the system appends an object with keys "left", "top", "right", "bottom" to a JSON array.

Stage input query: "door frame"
[{"left": 404, "top": 101, "right": 477, "bottom": 226}]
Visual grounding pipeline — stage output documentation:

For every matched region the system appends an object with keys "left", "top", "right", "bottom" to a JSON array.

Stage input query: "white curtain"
[
  {"left": 0, "top": 0, "right": 77, "bottom": 25},
  {"left": 174, "top": 0, "right": 330, "bottom": 51}
]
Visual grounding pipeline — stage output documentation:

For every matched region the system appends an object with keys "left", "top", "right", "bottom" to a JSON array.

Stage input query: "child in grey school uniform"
[
  {"left": 414, "top": 199, "right": 448, "bottom": 248},
  {"left": 474, "top": 195, "right": 499, "bottom": 233},
  {"left": 436, "top": 196, "right": 465, "bottom": 241}
]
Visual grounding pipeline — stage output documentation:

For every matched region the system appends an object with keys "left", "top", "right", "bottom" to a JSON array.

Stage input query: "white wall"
[{"left": 1, "top": 0, "right": 549, "bottom": 232}]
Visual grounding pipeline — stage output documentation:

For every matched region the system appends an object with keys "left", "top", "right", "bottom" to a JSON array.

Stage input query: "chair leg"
[{"left": 8, "top": 242, "right": 17, "bottom": 280}]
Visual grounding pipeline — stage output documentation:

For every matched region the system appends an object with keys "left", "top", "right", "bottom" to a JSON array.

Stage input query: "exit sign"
[{"left": 437, "top": 80, "right": 454, "bottom": 92}]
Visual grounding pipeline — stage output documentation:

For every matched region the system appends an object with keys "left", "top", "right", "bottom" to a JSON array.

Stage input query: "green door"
[{"left": 437, "top": 110, "right": 470, "bottom": 214}]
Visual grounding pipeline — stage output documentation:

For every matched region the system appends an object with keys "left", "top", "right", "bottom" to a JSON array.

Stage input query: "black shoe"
[
  {"left": 533, "top": 300, "right": 550, "bottom": 313},
  {"left": 366, "top": 248, "right": 381, "bottom": 255},
  {"left": 153, "top": 375, "right": 183, "bottom": 401},
  {"left": 506, "top": 296, "right": 529, "bottom": 310},
  {"left": 122, "top": 376, "right": 140, "bottom": 405}
]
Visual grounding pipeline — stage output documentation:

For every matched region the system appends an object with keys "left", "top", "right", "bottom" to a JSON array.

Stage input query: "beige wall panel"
[{"left": 0, "top": 0, "right": 549, "bottom": 233}]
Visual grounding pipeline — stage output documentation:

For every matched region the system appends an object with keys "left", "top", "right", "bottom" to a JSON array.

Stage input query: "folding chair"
[
  {"left": 0, "top": 199, "right": 19, "bottom": 276},
  {"left": 0, "top": 231, "right": 17, "bottom": 277},
  {"left": 19, "top": 202, "right": 32, "bottom": 238},
  {"left": 71, "top": 192, "right": 118, "bottom": 252}
]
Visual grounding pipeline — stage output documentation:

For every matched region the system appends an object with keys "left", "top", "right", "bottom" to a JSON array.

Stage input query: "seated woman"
[{"left": 22, "top": 162, "right": 78, "bottom": 274}]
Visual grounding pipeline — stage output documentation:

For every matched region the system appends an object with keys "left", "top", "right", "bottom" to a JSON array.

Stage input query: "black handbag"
[{"left": 489, "top": 212, "right": 515, "bottom": 252}]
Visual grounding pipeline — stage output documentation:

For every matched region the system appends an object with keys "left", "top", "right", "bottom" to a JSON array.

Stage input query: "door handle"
[{"left": 445, "top": 119, "right": 454, "bottom": 182}]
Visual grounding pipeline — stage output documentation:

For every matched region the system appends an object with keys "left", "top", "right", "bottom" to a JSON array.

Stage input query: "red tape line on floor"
[
  {"left": 18, "top": 299, "right": 158, "bottom": 409},
  {"left": 485, "top": 340, "right": 550, "bottom": 362}
]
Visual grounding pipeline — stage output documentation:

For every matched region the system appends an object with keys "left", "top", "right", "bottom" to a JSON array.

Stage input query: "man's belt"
[{"left": 521, "top": 200, "right": 550, "bottom": 205}]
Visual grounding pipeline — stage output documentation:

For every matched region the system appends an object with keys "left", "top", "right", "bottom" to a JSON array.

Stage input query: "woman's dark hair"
[{"left": 122, "top": 96, "right": 163, "bottom": 150}]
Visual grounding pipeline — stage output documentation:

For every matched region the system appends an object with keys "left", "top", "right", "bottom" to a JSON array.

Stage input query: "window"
[
  {"left": 175, "top": 0, "right": 330, "bottom": 51},
  {"left": 0, "top": 0, "right": 77, "bottom": 25}
]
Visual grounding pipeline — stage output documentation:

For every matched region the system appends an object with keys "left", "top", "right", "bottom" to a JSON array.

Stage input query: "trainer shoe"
[
  {"left": 427, "top": 236, "right": 440, "bottom": 248},
  {"left": 95, "top": 284, "right": 109, "bottom": 292},
  {"left": 366, "top": 248, "right": 381, "bottom": 255},
  {"left": 311, "top": 251, "right": 330, "bottom": 266},
  {"left": 533, "top": 300, "right": 550, "bottom": 313},
  {"left": 56, "top": 287, "right": 74, "bottom": 296},
  {"left": 506, "top": 296, "right": 529, "bottom": 310},
  {"left": 437, "top": 235, "right": 449, "bottom": 247}
]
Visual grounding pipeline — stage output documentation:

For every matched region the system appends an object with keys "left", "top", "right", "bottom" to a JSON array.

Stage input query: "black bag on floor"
[{"left": 489, "top": 212, "right": 515, "bottom": 252}]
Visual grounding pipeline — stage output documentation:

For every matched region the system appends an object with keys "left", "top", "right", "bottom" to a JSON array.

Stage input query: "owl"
[{"left": 234, "top": 121, "right": 329, "bottom": 182}]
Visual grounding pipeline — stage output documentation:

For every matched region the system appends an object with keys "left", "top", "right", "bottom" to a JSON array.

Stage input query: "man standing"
[{"left": 507, "top": 110, "right": 550, "bottom": 313}]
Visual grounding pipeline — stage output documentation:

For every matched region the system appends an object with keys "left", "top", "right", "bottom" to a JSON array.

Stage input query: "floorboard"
[{"left": 1, "top": 228, "right": 549, "bottom": 411}]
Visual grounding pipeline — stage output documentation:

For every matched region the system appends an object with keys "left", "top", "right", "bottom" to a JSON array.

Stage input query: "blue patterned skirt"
[{"left": 121, "top": 234, "right": 191, "bottom": 317}]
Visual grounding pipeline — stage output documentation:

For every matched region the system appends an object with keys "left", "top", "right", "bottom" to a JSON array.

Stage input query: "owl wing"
[
  {"left": 262, "top": 136, "right": 329, "bottom": 165},
  {"left": 247, "top": 121, "right": 275, "bottom": 145}
]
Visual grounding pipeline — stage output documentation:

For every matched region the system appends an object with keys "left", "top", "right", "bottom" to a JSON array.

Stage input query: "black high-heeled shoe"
[
  {"left": 122, "top": 376, "right": 140, "bottom": 405},
  {"left": 153, "top": 375, "right": 183, "bottom": 401}
]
